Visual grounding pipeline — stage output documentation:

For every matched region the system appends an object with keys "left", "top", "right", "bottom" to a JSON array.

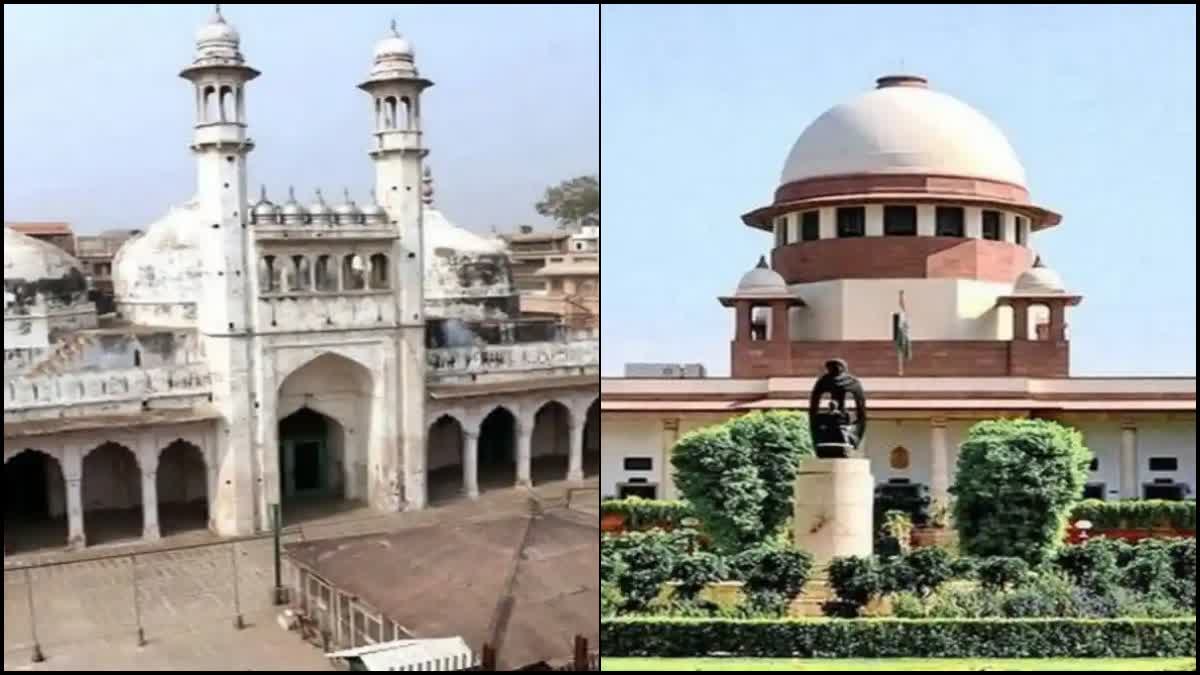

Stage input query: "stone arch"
[
  {"left": 157, "top": 439, "right": 209, "bottom": 536},
  {"left": 530, "top": 399, "right": 572, "bottom": 486},
  {"left": 82, "top": 441, "right": 142, "bottom": 546},
  {"left": 477, "top": 405, "right": 517, "bottom": 491},
  {"left": 427, "top": 413, "right": 466, "bottom": 503},
  {"left": 5, "top": 448, "right": 68, "bottom": 554},
  {"left": 583, "top": 396, "right": 600, "bottom": 478},
  {"left": 276, "top": 352, "right": 374, "bottom": 523}
]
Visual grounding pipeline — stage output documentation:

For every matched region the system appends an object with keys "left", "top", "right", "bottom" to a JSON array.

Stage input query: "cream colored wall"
[{"left": 789, "top": 278, "right": 1014, "bottom": 341}]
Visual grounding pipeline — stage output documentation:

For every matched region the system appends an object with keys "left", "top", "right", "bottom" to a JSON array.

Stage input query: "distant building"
[
  {"left": 75, "top": 229, "right": 142, "bottom": 313},
  {"left": 6, "top": 222, "right": 76, "bottom": 256},
  {"left": 501, "top": 225, "right": 598, "bottom": 328},
  {"left": 624, "top": 363, "right": 707, "bottom": 379}
]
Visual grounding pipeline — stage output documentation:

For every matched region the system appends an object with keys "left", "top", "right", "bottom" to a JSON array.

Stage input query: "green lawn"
[{"left": 600, "top": 658, "right": 1196, "bottom": 671}]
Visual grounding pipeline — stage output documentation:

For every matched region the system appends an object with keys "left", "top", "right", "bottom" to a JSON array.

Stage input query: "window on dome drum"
[
  {"left": 801, "top": 211, "right": 820, "bottom": 241},
  {"left": 1015, "top": 216, "right": 1027, "bottom": 245},
  {"left": 1148, "top": 457, "right": 1179, "bottom": 472},
  {"left": 982, "top": 210, "right": 1002, "bottom": 241},
  {"left": 884, "top": 206, "right": 917, "bottom": 236},
  {"left": 936, "top": 206, "right": 965, "bottom": 237},
  {"left": 837, "top": 207, "right": 865, "bottom": 238}
]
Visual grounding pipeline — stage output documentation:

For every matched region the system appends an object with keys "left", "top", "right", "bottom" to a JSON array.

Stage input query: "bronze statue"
[{"left": 808, "top": 359, "right": 867, "bottom": 458}]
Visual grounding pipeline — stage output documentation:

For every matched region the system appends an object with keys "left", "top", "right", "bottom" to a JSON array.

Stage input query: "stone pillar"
[
  {"left": 567, "top": 418, "right": 585, "bottom": 482},
  {"left": 1011, "top": 299, "right": 1029, "bottom": 341},
  {"left": 930, "top": 420, "right": 950, "bottom": 510},
  {"left": 770, "top": 301, "right": 790, "bottom": 343},
  {"left": 64, "top": 453, "right": 86, "bottom": 550},
  {"left": 661, "top": 418, "right": 680, "bottom": 500},
  {"left": 1048, "top": 302, "right": 1066, "bottom": 340},
  {"left": 1121, "top": 423, "right": 1139, "bottom": 499},
  {"left": 515, "top": 420, "right": 533, "bottom": 488},
  {"left": 793, "top": 458, "right": 874, "bottom": 567},
  {"left": 142, "top": 471, "right": 161, "bottom": 541},
  {"left": 462, "top": 429, "right": 479, "bottom": 499},
  {"left": 734, "top": 301, "right": 751, "bottom": 341}
]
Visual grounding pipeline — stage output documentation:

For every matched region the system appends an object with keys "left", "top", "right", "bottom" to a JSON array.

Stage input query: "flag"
[{"left": 893, "top": 290, "right": 912, "bottom": 370}]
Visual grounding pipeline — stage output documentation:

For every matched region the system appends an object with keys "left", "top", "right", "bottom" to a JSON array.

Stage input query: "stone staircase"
[{"left": 789, "top": 568, "right": 834, "bottom": 617}]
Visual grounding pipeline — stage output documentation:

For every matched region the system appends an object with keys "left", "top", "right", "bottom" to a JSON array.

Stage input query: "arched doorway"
[
  {"left": 5, "top": 450, "right": 67, "bottom": 554},
  {"left": 531, "top": 400, "right": 571, "bottom": 485},
  {"left": 83, "top": 442, "right": 142, "bottom": 546},
  {"left": 276, "top": 353, "right": 373, "bottom": 524},
  {"left": 478, "top": 406, "right": 516, "bottom": 493},
  {"left": 157, "top": 440, "right": 209, "bottom": 536},
  {"left": 584, "top": 398, "right": 600, "bottom": 477},
  {"left": 427, "top": 415, "right": 465, "bottom": 503}
]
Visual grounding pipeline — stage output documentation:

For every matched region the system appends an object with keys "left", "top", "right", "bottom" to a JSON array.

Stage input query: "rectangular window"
[
  {"left": 1082, "top": 483, "right": 1106, "bottom": 500},
  {"left": 883, "top": 205, "right": 917, "bottom": 236},
  {"left": 1015, "top": 216, "right": 1027, "bottom": 245},
  {"left": 801, "top": 211, "right": 820, "bottom": 241},
  {"left": 1089, "top": 458, "right": 1099, "bottom": 472},
  {"left": 1143, "top": 483, "right": 1186, "bottom": 500},
  {"left": 618, "top": 484, "right": 658, "bottom": 500},
  {"left": 982, "top": 210, "right": 1002, "bottom": 241},
  {"left": 837, "top": 207, "right": 865, "bottom": 238},
  {"left": 775, "top": 216, "right": 788, "bottom": 245},
  {"left": 1149, "top": 457, "right": 1179, "bottom": 472},
  {"left": 935, "top": 207, "right": 965, "bottom": 237},
  {"left": 623, "top": 457, "right": 653, "bottom": 471}
]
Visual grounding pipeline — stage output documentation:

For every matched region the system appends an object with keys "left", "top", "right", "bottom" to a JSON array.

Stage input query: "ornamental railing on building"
[
  {"left": 426, "top": 339, "right": 598, "bottom": 377},
  {"left": 4, "top": 364, "right": 211, "bottom": 412}
]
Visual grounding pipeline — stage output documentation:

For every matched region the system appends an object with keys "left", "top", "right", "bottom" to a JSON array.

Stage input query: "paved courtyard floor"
[{"left": 3, "top": 478, "right": 597, "bottom": 671}]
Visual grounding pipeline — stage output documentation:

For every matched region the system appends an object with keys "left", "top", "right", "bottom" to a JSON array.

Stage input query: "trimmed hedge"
[
  {"left": 601, "top": 499, "right": 694, "bottom": 530},
  {"left": 600, "top": 617, "right": 1197, "bottom": 658},
  {"left": 1071, "top": 500, "right": 1197, "bottom": 532}
]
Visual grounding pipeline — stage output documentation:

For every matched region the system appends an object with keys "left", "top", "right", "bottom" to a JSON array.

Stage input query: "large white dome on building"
[
  {"left": 111, "top": 200, "right": 207, "bottom": 323},
  {"left": 4, "top": 226, "right": 85, "bottom": 283},
  {"left": 779, "top": 75, "right": 1027, "bottom": 188}
]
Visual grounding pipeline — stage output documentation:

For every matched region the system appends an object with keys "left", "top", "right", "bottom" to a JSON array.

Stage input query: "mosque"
[
  {"left": 600, "top": 74, "right": 1195, "bottom": 508},
  {"left": 3, "top": 8, "right": 599, "bottom": 553}
]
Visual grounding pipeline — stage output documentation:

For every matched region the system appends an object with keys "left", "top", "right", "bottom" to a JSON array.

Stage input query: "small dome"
[
  {"left": 1014, "top": 257, "right": 1066, "bottom": 294},
  {"left": 362, "top": 190, "right": 388, "bottom": 222},
  {"left": 736, "top": 256, "right": 788, "bottom": 296},
  {"left": 334, "top": 189, "right": 362, "bottom": 221},
  {"left": 111, "top": 200, "right": 208, "bottom": 323},
  {"left": 195, "top": 6, "right": 240, "bottom": 55},
  {"left": 309, "top": 189, "right": 333, "bottom": 223},
  {"left": 375, "top": 34, "right": 413, "bottom": 60},
  {"left": 279, "top": 186, "right": 308, "bottom": 223},
  {"left": 251, "top": 186, "right": 280, "bottom": 223},
  {"left": 780, "top": 75, "right": 1027, "bottom": 188}
]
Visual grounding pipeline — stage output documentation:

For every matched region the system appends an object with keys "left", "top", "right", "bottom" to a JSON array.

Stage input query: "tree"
[
  {"left": 670, "top": 411, "right": 813, "bottom": 552},
  {"left": 535, "top": 175, "right": 598, "bottom": 229},
  {"left": 952, "top": 419, "right": 1092, "bottom": 565}
]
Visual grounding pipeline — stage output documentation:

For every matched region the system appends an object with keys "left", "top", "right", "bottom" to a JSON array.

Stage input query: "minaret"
[
  {"left": 179, "top": 5, "right": 260, "bottom": 536},
  {"left": 358, "top": 21, "right": 434, "bottom": 510}
]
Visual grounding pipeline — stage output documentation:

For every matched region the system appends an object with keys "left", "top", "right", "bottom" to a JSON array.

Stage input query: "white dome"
[
  {"left": 780, "top": 76, "right": 1027, "bottom": 188},
  {"left": 112, "top": 200, "right": 207, "bottom": 311},
  {"left": 1014, "top": 259, "right": 1066, "bottom": 294},
  {"left": 374, "top": 34, "right": 413, "bottom": 60},
  {"left": 735, "top": 257, "right": 788, "bottom": 296},
  {"left": 196, "top": 9, "right": 239, "bottom": 46},
  {"left": 423, "top": 207, "right": 514, "bottom": 315},
  {"left": 4, "top": 227, "right": 85, "bottom": 282},
  {"left": 424, "top": 208, "right": 506, "bottom": 258}
]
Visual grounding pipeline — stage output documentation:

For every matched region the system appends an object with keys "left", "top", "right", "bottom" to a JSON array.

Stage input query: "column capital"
[
  {"left": 1120, "top": 421, "right": 1138, "bottom": 431},
  {"left": 662, "top": 418, "right": 680, "bottom": 433},
  {"left": 930, "top": 416, "right": 948, "bottom": 428}
]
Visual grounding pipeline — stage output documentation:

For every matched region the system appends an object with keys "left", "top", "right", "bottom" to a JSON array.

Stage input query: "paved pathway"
[{"left": 3, "top": 479, "right": 597, "bottom": 670}]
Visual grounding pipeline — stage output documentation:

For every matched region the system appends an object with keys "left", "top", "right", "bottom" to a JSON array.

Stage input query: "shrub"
[
  {"left": 604, "top": 530, "right": 683, "bottom": 611},
  {"left": 1071, "top": 499, "right": 1197, "bottom": 531},
  {"left": 599, "top": 617, "right": 1198, "bottom": 658},
  {"left": 1121, "top": 540, "right": 1174, "bottom": 596},
  {"left": 877, "top": 510, "right": 913, "bottom": 559},
  {"left": 891, "top": 591, "right": 926, "bottom": 619},
  {"left": 672, "top": 552, "right": 727, "bottom": 601},
  {"left": 671, "top": 411, "right": 812, "bottom": 552},
  {"left": 953, "top": 419, "right": 1091, "bottom": 564},
  {"left": 1054, "top": 539, "right": 1122, "bottom": 589},
  {"left": 739, "top": 547, "right": 814, "bottom": 599},
  {"left": 601, "top": 498, "right": 695, "bottom": 531},
  {"left": 600, "top": 582, "right": 624, "bottom": 616},
  {"left": 827, "top": 556, "right": 884, "bottom": 616},
  {"left": 901, "top": 547, "right": 956, "bottom": 598},
  {"left": 1000, "top": 572, "right": 1080, "bottom": 618},
  {"left": 976, "top": 556, "right": 1030, "bottom": 591}
]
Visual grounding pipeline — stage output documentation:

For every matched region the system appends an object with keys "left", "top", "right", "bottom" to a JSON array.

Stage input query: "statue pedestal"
[{"left": 792, "top": 458, "right": 874, "bottom": 566}]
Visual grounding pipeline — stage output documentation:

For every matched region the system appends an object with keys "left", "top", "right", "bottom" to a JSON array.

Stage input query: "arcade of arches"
[
  {"left": 4, "top": 435, "right": 212, "bottom": 555},
  {"left": 425, "top": 396, "right": 600, "bottom": 503}
]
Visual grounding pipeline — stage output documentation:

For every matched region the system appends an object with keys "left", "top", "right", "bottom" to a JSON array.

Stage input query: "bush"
[
  {"left": 976, "top": 556, "right": 1031, "bottom": 591},
  {"left": 734, "top": 546, "right": 814, "bottom": 599},
  {"left": 901, "top": 547, "right": 956, "bottom": 598},
  {"left": 1054, "top": 539, "right": 1122, "bottom": 589},
  {"left": 600, "top": 582, "right": 624, "bottom": 616},
  {"left": 601, "top": 498, "right": 695, "bottom": 531},
  {"left": 1071, "top": 499, "right": 1197, "bottom": 531},
  {"left": 1000, "top": 572, "right": 1080, "bottom": 618},
  {"left": 876, "top": 510, "right": 913, "bottom": 559},
  {"left": 953, "top": 419, "right": 1091, "bottom": 564},
  {"left": 671, "top": 411, "right": 812, "bottom": 552},
  {"left": 599, "top": 617, "right": 1198, "bottom": 658},
  {"left": 827, "top": 556, "right": 884, "bottom": 616},
  {"left": 1122, "top": 540, "right": 1174, "bottom": 596},
  {"left": 672, "top": 552, "right": 727, "bottom": 601},
  {"left": 603, "top": 530, "right": 684, "bottom": 611}
]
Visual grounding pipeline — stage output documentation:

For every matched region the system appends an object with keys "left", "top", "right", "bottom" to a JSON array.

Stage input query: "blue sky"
[
  {"left": 3, "top": 4, "right": 598, "bottom": 234},
  {"left": 601, "top": 4, "right": 1197, "bottom": 377}
]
